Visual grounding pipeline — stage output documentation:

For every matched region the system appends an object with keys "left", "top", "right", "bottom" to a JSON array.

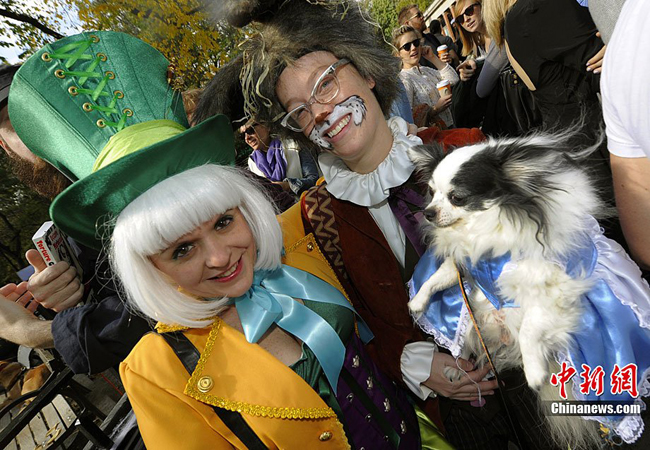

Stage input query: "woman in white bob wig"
[
  {"left": 111, "top": 165, "right": 282, "bottom": 329},
  {"left": 108, "top": 162, "right": 426, "bottom": 449}
]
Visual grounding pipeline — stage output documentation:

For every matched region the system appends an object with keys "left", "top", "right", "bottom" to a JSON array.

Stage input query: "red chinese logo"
[
  {"left": 550, "top": 363, "right": 639, "bottom": 398},
  {"left": 611, "top": 363, "right": 638, "bottom": 397},
  {"left": 579, "top": 364, "right": 605, "bottom": 396},
  {"left": 550, "top": 361, "right": 577, "bottom": 399}
]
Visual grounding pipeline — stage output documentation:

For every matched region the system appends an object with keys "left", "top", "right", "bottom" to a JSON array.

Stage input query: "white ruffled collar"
[{"left": 318, "top": 117, "right": 422, "bottom": 207}]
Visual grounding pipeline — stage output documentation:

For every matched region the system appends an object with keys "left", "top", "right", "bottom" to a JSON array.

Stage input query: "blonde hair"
[
  {"left": 181, "top": 88, "right": 203, "bottom": 126},
  {"left": 482, "top": 0, "right": 519, "bottom": 47},
  {"left": 111, "top": 165, "right": 283, "bottom": 328},
  {"left": 453, "top": 0, "right": 485, "bottom": 57},
  {"left": 391, "top": 25, "right": 421, "bottom": 56},
  {"left": 397, "top": 4, "right": 419, "bottom": 25}
]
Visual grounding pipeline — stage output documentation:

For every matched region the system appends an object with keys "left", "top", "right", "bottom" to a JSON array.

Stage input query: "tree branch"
[{"left": 0, "top": 7, "right": 64, "bottom": 39}]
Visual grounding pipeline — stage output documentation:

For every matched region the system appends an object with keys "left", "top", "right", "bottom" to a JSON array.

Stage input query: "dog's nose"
[{"left": 423, "top": 209, "right": 437, "bottom": 222}]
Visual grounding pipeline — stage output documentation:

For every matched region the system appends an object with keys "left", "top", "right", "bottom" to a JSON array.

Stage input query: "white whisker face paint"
[{"left": 308, "top": 95, "right": 367, "bottom": 149}]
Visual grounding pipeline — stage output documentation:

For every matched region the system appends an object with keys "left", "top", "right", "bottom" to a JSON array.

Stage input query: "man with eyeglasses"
[{"left": 398, "top": 4, "right": 460, "bottom": 68}]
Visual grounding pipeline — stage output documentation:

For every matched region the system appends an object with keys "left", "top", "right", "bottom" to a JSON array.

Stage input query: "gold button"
[
  {"left": 319, "top": 431, "right": 332, "bottom": 441},
  {"left": 383, "top": 398, "right": 391, "bottom": 412},
  {"left": 306, "top": 242, "right": 314, "bottom": 252},
  {"left": 352, "top": 355, "right": 360, "bottom": 368},
  {"left": 197, "top": 375, "right": 214, "bottom": 393}
]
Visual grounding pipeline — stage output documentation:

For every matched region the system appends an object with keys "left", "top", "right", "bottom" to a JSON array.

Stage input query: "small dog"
[{"left": 407, "top": 132, "right": 650, "bottom": 448}]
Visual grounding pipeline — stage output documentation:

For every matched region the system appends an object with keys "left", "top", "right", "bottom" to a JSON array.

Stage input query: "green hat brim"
[{"left": 51, "top": 114, "right": 235, "bottom": 249}]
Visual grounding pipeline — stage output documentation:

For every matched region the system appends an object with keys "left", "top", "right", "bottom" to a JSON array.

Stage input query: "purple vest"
[{"left": 335, "top": 333, "right": 420, "bottom": 449}]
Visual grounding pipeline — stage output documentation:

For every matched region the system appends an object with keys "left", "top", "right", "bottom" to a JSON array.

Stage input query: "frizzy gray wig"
[
  {"left": 110, "top": 165, "right": 282, "bottom": 328},
  {"left": 239, "top": 0, "right": 400, "bottom": 141}
]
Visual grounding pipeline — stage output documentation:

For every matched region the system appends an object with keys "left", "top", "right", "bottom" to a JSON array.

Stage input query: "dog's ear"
[{"left": 407, "top": 143, "right": 446, "bottom": 178}]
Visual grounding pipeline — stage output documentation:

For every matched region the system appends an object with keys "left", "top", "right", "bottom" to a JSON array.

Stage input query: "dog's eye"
[{"left": 449, "top": 194, "right": 466, "bottom": 206}]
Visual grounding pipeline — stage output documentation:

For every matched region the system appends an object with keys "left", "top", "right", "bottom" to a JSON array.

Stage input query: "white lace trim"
[
  {"left": 407, "top": 279, "right": 473, "bottom": 357},
  {"left": 590, "top": 224, "right": 650, "bottom": 328},
  {"left": 318, "top": 116, "right": 422, "bottom": 207}
]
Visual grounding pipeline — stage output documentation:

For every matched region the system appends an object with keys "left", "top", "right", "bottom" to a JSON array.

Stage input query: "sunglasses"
[
  {"left": 400, "top": 39, "right": 421, "bottom": 52},
  {"left": 456, "top": 2, "right": 481, "bottom": 25},
  {"left": 408, "top": 11, "right": 423, "bottom": 21},
  {"left": 243, "top": 125, "right": 257, "bottom": 135}
]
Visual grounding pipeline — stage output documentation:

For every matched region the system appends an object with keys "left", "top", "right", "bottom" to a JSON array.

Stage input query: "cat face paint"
[{"left": 308, "top": 95, "right": 367, "bottom": 150}]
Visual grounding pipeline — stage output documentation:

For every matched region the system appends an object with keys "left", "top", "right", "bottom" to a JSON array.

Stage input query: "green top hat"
[{"left": 9, "top": 31, "right": 235, "bottom": 249}]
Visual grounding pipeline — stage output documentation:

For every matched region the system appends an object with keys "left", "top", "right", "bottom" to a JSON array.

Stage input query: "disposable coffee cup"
[
  {"left": 437, "top": 45, "right": 449, "bottom": 59},
  {"left": 436, "top": 79, "right": 451, "bottom": 97}
]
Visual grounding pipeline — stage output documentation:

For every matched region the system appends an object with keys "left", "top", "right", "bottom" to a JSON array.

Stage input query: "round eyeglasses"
[{"left": 280, "top": 58, "right": 350, "bottom": 132}]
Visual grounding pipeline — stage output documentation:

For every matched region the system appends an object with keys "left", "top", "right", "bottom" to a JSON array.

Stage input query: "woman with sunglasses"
[
  {"left": 393, "top": 25, "right": 459, "bottom": 128},
  {"left": 453, "top": 0, "right": 487, "bottom": 60},
  {"left": 241, "top": 121, "right": 319, "bottom": 199},
  {"left": 450, "top": 0, "right": 534, "bottom": 137}
]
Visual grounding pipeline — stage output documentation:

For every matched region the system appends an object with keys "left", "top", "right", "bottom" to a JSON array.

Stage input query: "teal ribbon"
[{"left": 233, "top": 265, "right": 373, "bottom": 394}]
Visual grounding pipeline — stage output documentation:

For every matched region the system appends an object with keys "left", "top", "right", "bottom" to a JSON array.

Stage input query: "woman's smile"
[
  {"left": 325, "top": 114, "right": 351, "bottom": 139},
  {"left": 208, "top": 257, "right": 243, "bottom": 282},
  {"left": 277, "top": 51, "right": 393, "bottom": 174},
  {"left": 151, "top": 208, "right": 256, "bottom": 299}
]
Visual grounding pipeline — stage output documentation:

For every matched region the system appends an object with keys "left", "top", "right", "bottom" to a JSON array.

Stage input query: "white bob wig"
[{"left": 110, "top": 164, "right": 283, "bottom": 328}]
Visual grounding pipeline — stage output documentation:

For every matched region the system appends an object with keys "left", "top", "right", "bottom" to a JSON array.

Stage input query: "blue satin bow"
[{"left": 233, "top": 265, "right": 373, "bottom": 393}]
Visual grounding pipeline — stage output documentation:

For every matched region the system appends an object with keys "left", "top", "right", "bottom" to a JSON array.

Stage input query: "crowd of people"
[{"left": 0, "top": 0, "right": 648, "bottom": 449}]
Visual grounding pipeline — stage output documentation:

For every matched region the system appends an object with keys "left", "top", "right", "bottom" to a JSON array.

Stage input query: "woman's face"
[
  {"left": 398, "top": 31, "right": 421, "bottom": 69},
  {"left": 458, "top": 0, "right": 483, "bottom": 34},
  {"left": 150, "top": 208, "right": 256, "bottom": 299},
  {"left": 244, "top": 124, "right": 271, "bottom": 151},
  {"left": 276, "top": 51, "right": 385, "bottom": 171}
]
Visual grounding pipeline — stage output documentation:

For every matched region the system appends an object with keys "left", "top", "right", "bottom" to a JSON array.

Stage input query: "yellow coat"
[{"left": 120, "top": 205, "right": 351, "bottom": 449}]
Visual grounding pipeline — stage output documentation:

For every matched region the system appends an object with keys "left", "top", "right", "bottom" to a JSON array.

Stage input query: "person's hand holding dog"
[{"left": 423, "top": 353, "right": 498, "bottom": 401}]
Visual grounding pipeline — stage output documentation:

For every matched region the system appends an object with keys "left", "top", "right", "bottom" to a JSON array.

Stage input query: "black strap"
[{"left": 158, "top": 331, "right": 268, "bottom": 450}]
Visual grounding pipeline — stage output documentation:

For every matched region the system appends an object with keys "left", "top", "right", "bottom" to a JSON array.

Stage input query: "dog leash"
[{"left": 456, "top": 268, "right": 525, "bottom": 450}]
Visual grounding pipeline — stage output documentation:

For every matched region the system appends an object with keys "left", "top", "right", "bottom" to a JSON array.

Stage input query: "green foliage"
[
  {"left": 0, "top": 158, "right": 51, "bottom": 283},
  {"left": 364, "top": 0, "right": 432, "bottom": 41},
  {"left": 74, "top": 0, "right": 246, "bottom": 89},
  {"left": 2, "top": 0, "right": 247, "bottom": 88}
]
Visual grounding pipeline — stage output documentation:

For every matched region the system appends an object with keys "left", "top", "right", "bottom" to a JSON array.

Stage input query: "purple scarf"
[{"left": 251, "top": 138, "right": 286, "bottom": 181}]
